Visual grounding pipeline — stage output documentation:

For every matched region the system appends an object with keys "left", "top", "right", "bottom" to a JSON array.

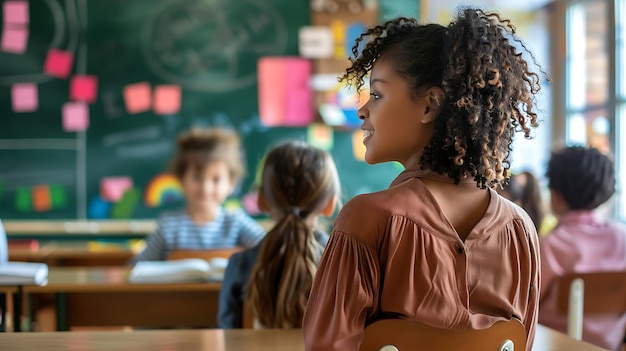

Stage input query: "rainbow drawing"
[{"left": 144, "top": 173, "right": 184, "bottom": 207}]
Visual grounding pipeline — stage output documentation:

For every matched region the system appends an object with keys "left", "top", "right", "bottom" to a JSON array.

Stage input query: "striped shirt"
[{"left": 133, "top": 208, "right": 265, "bottom": 262}]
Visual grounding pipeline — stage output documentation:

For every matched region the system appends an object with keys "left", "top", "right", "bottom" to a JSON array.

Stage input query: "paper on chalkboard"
[
  {"left": 70, "top": 75, "right": 98, "bottom": 103},
  {"left": 44, "top": 49, "right": 74, "bottom": 79},
  {"left": 62, "top": 102, "right": 89, "bottom": 131},
  {"left": 111, "top": 188, "right": 140, "bottom": 219},
  {"left": 32, "top": 185, "right": 51, "bottom": 212},
  {"left": 123, "top": 82, "right": 152, "bottom": 114},
  {"left": 100, "top": 176, "right": 133, "bottom": 202},
  {"left": 153, "top": 85, "right": 181, "bottom": 115},
  {"left": 11, "top": 83, "right": 38, "bottom": 112},
  {"left": 1, "top": 26, "right": 28, "bottom": 54},
  {"left": 298, "top": 26, "right": 333, "bottom": 59},
  {"left": 3, "top": 1, "right": 29, "bottom": 26},
  {"left": 15, "top": 187, "right": 31, "bottom": 212}
]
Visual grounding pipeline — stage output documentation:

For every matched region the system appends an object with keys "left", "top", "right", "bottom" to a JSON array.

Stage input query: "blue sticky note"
[{"left": 89, "top": 196, "right": 111, "bottom": 219}]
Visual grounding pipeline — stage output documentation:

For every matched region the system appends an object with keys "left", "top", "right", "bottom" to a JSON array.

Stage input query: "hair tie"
[{"left": 286, "top": 206, "right": 301, "bottom": 217}]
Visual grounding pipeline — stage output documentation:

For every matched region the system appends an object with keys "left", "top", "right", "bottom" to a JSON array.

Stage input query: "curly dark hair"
[
  {"left": 341, "top": 8, "right": 544, "bottom": 188},
  {"left": 547, "top": 146, "right": 615, "bottom": 210}
]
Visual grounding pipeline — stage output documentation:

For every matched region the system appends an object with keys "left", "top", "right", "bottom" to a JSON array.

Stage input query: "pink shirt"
[
  {"left": 303, "top": 168, "right": 540, "bottom": 351},
  {"left": 539, "top": 211, "right": 626, "bottom": 351}
]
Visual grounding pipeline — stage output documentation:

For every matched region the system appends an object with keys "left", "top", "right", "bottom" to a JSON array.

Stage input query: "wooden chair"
[
  {"left": 166, "top": 247, "right": 242, "bottom": 262},
  {"left": 359, "top": 318, "right": 526, "bottom": 351},
  {"left": 557, "top": 271, "right": 626, "bottom": 340}
]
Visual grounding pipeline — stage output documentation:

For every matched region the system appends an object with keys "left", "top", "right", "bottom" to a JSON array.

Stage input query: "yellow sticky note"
[{"left": 352, "top": 130, "right": 366, "bottom": 161}]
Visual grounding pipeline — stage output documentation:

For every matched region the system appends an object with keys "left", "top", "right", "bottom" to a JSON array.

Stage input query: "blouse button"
[{"left": 457, "top": 247, "right": 464, "bottom": 254}]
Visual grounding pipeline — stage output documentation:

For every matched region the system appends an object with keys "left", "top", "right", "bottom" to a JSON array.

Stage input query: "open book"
[
  {"left": 129, "top": 258, "right": 228, "bottom": 284},
  {"left": 0, "top": 261, "right": 48, "bottom": 286}
]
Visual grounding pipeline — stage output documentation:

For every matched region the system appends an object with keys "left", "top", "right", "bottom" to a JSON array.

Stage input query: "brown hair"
[
  {"left": 342, "top": 8, "right": 545, "bottom": 188},
  {"left": 170, "top": 128, "right": 244, "bottom": 182},
  {"left": 245, "top": 140, "right": 340, "bottom": 328}
]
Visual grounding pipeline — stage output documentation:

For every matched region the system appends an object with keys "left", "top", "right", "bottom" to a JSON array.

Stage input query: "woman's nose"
[{"left": 357, "top": 103, "right": 368, "bottom": 120}]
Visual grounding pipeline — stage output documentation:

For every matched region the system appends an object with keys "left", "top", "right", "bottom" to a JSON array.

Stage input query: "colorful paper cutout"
[
  {"left": 123, "top": 82, "right": 152, "bottom": 114},
  {"left": 352, "top": 130, "right": 366, "bottom": 161},
  {"left": 100, "top": 176, "right": 133, "bottom": 202},
  {"left": 11, "top": 83, "right": 38, "bottom": 112},
  {"left": 298, "top": 26, "right": 333, "bottom": 59},
  {"left": 15, "top": 187, "right": 31, "bottom": 212},
  {"left": 153, "top": 85, "right": 181, "bottom": 114},
  {"left": 307, "top": 124, "right": 333, "bottom": 151},
  {"left": 44, "top": 49, "right": 74, "bottom": 79},
  {"left": 70, "top": 75, "right": 98, "bottom": 103},
  {"left": 88, "top": 196, "right": 111, "bottom": 219},
  {"left": 3, "top": 1, "right": 29, "bottom": 25},
  {"left": 111, "top": 188, "right": 140, "bottom": 219},
  {"left": 144, "top": 173, "right": 183, "bottom": 207},
  {"left": 1, "top": 26, "right": 28, "bottom": 54},
  {"left": 258, "top": 57, "right": 313, "bottom": 127},
  {"left": 32, "top": 185, "right": 52, "bottom": 212},
  {"left": 62, "top": 102, "right": 89, "bottom": 131},
  {"left": 49, "top": 184, "right": 67, "bottom": 208}
]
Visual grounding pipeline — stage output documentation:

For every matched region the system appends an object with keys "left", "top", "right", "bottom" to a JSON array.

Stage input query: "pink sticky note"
[
  {"left": 123, "top": 82, "right": 152, "bottom": 114},
  {"left": 284, "top": 59, "right": 313, "bottom": 126},
  {"left": 100, "top": 176, "right": 133, "bottom": 202},
  {"left": 44, "top": 49, "right": 74, "bottom": 79},
  {"left": 4, "top": 1, "right": 29, "bottom": 26},
  {"left": 70, "top": 75, "right": 98, "bottom": 103},
  {"left": 258, "top": 57, "right": 312, "bottom": 126},
  {"left": 258, "top": 57, "right": 287, "bottom": 126},
  {"left": 1, "top": 27, "right": 28, "bottom": 54},
  {"left": 153, "top": 85, "right": 181, "bottom": 114},
  {"left": 62, "top": 102, "right": 89, "bottom": 131},
  {"left": 11, "top": 83, "right": 38, "bottom": 112}
]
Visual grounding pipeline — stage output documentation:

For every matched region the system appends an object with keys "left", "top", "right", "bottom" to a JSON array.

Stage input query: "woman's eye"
[{"left": 370, "top": 93, "right": 381, "bottom": 100}]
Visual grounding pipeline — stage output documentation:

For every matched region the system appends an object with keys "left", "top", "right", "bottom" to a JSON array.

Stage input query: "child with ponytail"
[{"left": 218, "top": 140, "right": 341, "bottom": 328}]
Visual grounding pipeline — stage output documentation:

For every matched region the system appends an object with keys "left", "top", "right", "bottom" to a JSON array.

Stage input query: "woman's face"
[{"left": 357, "top": 58, "right": 434, "bottom": 168}]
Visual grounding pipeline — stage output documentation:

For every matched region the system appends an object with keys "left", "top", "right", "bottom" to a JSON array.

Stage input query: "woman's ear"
[
  {"left": 421, "top": 87, "right": 444, "bottom": 124},
  {"left": 321, "top": 197, "right": 336, "bottom": 217}
]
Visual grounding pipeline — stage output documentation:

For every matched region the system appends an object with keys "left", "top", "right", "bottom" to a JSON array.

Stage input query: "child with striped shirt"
[{"left": 133, "top": 128, "right": 265, "bottom": 262}]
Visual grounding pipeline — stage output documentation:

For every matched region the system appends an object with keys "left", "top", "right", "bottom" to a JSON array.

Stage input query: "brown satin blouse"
[{"left": 302, "top": 168, "right": 540, "bottom": 351}]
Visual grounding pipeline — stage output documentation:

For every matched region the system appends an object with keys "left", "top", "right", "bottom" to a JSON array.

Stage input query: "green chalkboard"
[{"left": 0, "top": 0, "right": 405, "bottom": 220}]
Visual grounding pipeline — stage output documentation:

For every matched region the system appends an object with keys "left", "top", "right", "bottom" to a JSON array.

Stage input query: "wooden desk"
[
  {"left": 0, "top": 286, "right": 18, "bottom": 332},
  {"left": 9, "top": 242, "right": 136, "bottom": 266},
  {"left": 0, "top": 325, "right": 608, "bottom": 351},
  {"left": 22, "top": 267, "right": 221, "bottom": 331}
]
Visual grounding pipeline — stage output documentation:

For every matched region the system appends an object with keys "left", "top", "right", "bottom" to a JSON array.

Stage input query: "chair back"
[
  {"left": 359, "top": 318, "right": 526, "bottom": 351},
  {"left": 556, "top": 271, "right": 626, "bottom": 340},
  {"left": 166, "top": 247, "right": 242, "bottom": 262}
]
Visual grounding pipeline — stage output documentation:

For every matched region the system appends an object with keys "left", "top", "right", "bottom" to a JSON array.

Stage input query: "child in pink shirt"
[{"left": 539, "top": 146, "right": 626, "bottom": 351}]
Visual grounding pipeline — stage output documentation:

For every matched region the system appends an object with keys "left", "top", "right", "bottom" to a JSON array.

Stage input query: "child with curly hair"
[
  {"left": 539, "top": 146, "right": 626, "bottom": 351},
  {"left": 303, "top": 8, "right": 544, "bottom": 351}
]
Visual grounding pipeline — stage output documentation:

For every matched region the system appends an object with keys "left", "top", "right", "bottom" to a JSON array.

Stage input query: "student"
[
  {"left": 133, "top": 128, "right": 265, "bottom": 262},
  {"left": 217, "top": 140, "right": 340, "bottom": 328},
  {"left": 302, "top": 9, "right": 543, "bottom": 351},
  {"left": 498, "top": 171, "right": 551, "bottom": 235},
  {"left": 539, "top": 146, "right": 626, "bottom": 351}
]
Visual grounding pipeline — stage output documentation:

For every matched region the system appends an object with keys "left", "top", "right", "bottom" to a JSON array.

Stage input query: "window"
[{"left": 565, "top": 0, "right": 626, "bottom": 219}]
